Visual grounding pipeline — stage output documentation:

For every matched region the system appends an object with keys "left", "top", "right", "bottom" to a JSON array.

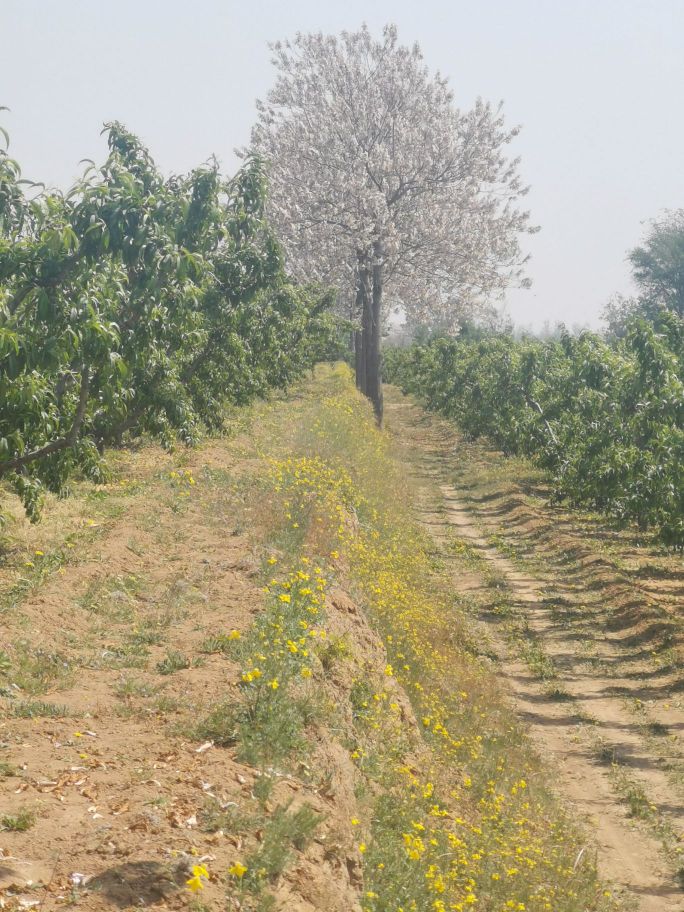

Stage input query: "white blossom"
[{"left": 248, "top": 24, "right": 535, "bottom": 332}]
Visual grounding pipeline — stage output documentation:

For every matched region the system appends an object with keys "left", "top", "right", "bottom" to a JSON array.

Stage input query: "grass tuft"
[{"left": 1, "top": 807, "right": 35, "bottom": 832}]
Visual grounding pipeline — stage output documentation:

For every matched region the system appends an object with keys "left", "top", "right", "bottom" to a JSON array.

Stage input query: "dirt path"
[
  {"left": 3, "top": 371, "right": 683, "bottom": 912},
  {"left": 385, "top": 391, "right": 684, "bottom": 912},
  {"left": 0, "top": 439, "right": 364, "bottom": 911}
]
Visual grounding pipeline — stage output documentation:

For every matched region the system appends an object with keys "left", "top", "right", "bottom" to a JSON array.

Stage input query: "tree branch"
[
  {"left": 522, "top": 391, "right": 559, "bottom": 447},
  {"left": 0, "top": 368, "right": 91, "bottom": 476}
]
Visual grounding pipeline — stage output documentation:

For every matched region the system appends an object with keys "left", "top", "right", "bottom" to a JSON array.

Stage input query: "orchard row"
[
  {"left": 385, "top": 317, "right": 684, "bottom": 548},
  {"left": 0, "top": 122, "right": 338, "bottom": 518}
]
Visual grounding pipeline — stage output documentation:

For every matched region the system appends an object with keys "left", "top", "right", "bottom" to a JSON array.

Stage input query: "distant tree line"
[
  {"left": 385, "top": 305, "right": 684, "bottom": 548},
  {"left": 603, "top": 210, "right": 684, "bottom": 338}
]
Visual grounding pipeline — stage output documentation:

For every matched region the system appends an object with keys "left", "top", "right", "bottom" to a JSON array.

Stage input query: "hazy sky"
[{"left": 2, "top": 0, "right": 683, "bottom": 328}]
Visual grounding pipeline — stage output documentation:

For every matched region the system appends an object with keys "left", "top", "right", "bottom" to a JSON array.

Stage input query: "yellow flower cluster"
[
  {"left": 169, "top": 468, "right": 196, "bottom": 486},
  {"left": 262, "top": 370, "right": 617, "bottom": 912},
  {"left": 234, "top": 562, "right": 327, "bottom": 700},
  {"left": 186, "top": 863, "right": 209, "bottom": 892}
]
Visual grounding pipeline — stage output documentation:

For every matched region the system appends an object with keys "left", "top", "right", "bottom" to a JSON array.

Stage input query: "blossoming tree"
[{"left": 250, "top": 24, "right": 535, "bottom": 422}]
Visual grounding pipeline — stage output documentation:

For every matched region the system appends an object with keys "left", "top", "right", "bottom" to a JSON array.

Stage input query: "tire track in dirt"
[{"left": 386, "top": 394, "right": 684, "bottom": 912}]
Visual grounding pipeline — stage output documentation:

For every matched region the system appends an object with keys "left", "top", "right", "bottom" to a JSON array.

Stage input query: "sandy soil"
[{"left": 385, "top": 390, "right": 684, "bottom": 912}]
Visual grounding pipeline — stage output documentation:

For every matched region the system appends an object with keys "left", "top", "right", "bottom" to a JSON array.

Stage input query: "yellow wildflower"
[
  {"left": 228, "top": 861, "right": 247, "bottom": 879},
  {"left": 186, "top": 864, "right": 209, "bottom": 892}
]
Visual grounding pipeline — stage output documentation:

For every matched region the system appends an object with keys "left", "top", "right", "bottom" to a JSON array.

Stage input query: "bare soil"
[
  {"left": 3, "top": 382, "right": 684, "bottom": 912},
  {"left": 385, "top": 389, "right": 684, "bottom": 912},
  {"left": 0, "top": 439, "right": 366, "bottom": 911}
]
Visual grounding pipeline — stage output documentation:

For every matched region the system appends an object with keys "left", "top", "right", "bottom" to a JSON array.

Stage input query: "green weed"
[
  {"left": 156, "top": 651, "right": 191, "bottom": 675},
  {"left": 1, "top": 807, "right": 35, "bottom": 831},
  {"left": 10, "top": 700, "right": 70, "bottom": 718},
  {"left": 241, "top": 802, "right": 322, "bottom": 893}
]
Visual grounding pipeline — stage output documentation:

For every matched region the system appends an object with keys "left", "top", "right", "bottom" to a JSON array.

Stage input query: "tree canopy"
[
  {"left": 629, "top": 209, "right": 684, "bottom": 317},
  {"left": 250, "top": 24, "right": 535, "bottom": 419},
  {"left": 1, "top": 119, "right": 335, "bottom": 519}
]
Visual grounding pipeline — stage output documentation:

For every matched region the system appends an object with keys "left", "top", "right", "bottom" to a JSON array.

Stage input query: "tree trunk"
[
  {"left": 0, "top": 367, "right": 91, "bottom": 476},
  {"left": 365, "top": 240, "right": 383, "bottom": 425},
  {"left": 354, "top": 329, "right": 364, "bottom": 391},
  {"left": 348, "top": 293, "right": 356, "bottom": 364},
  {"left": 356, "top": 258, "right": 370, "bottom": 394}
]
